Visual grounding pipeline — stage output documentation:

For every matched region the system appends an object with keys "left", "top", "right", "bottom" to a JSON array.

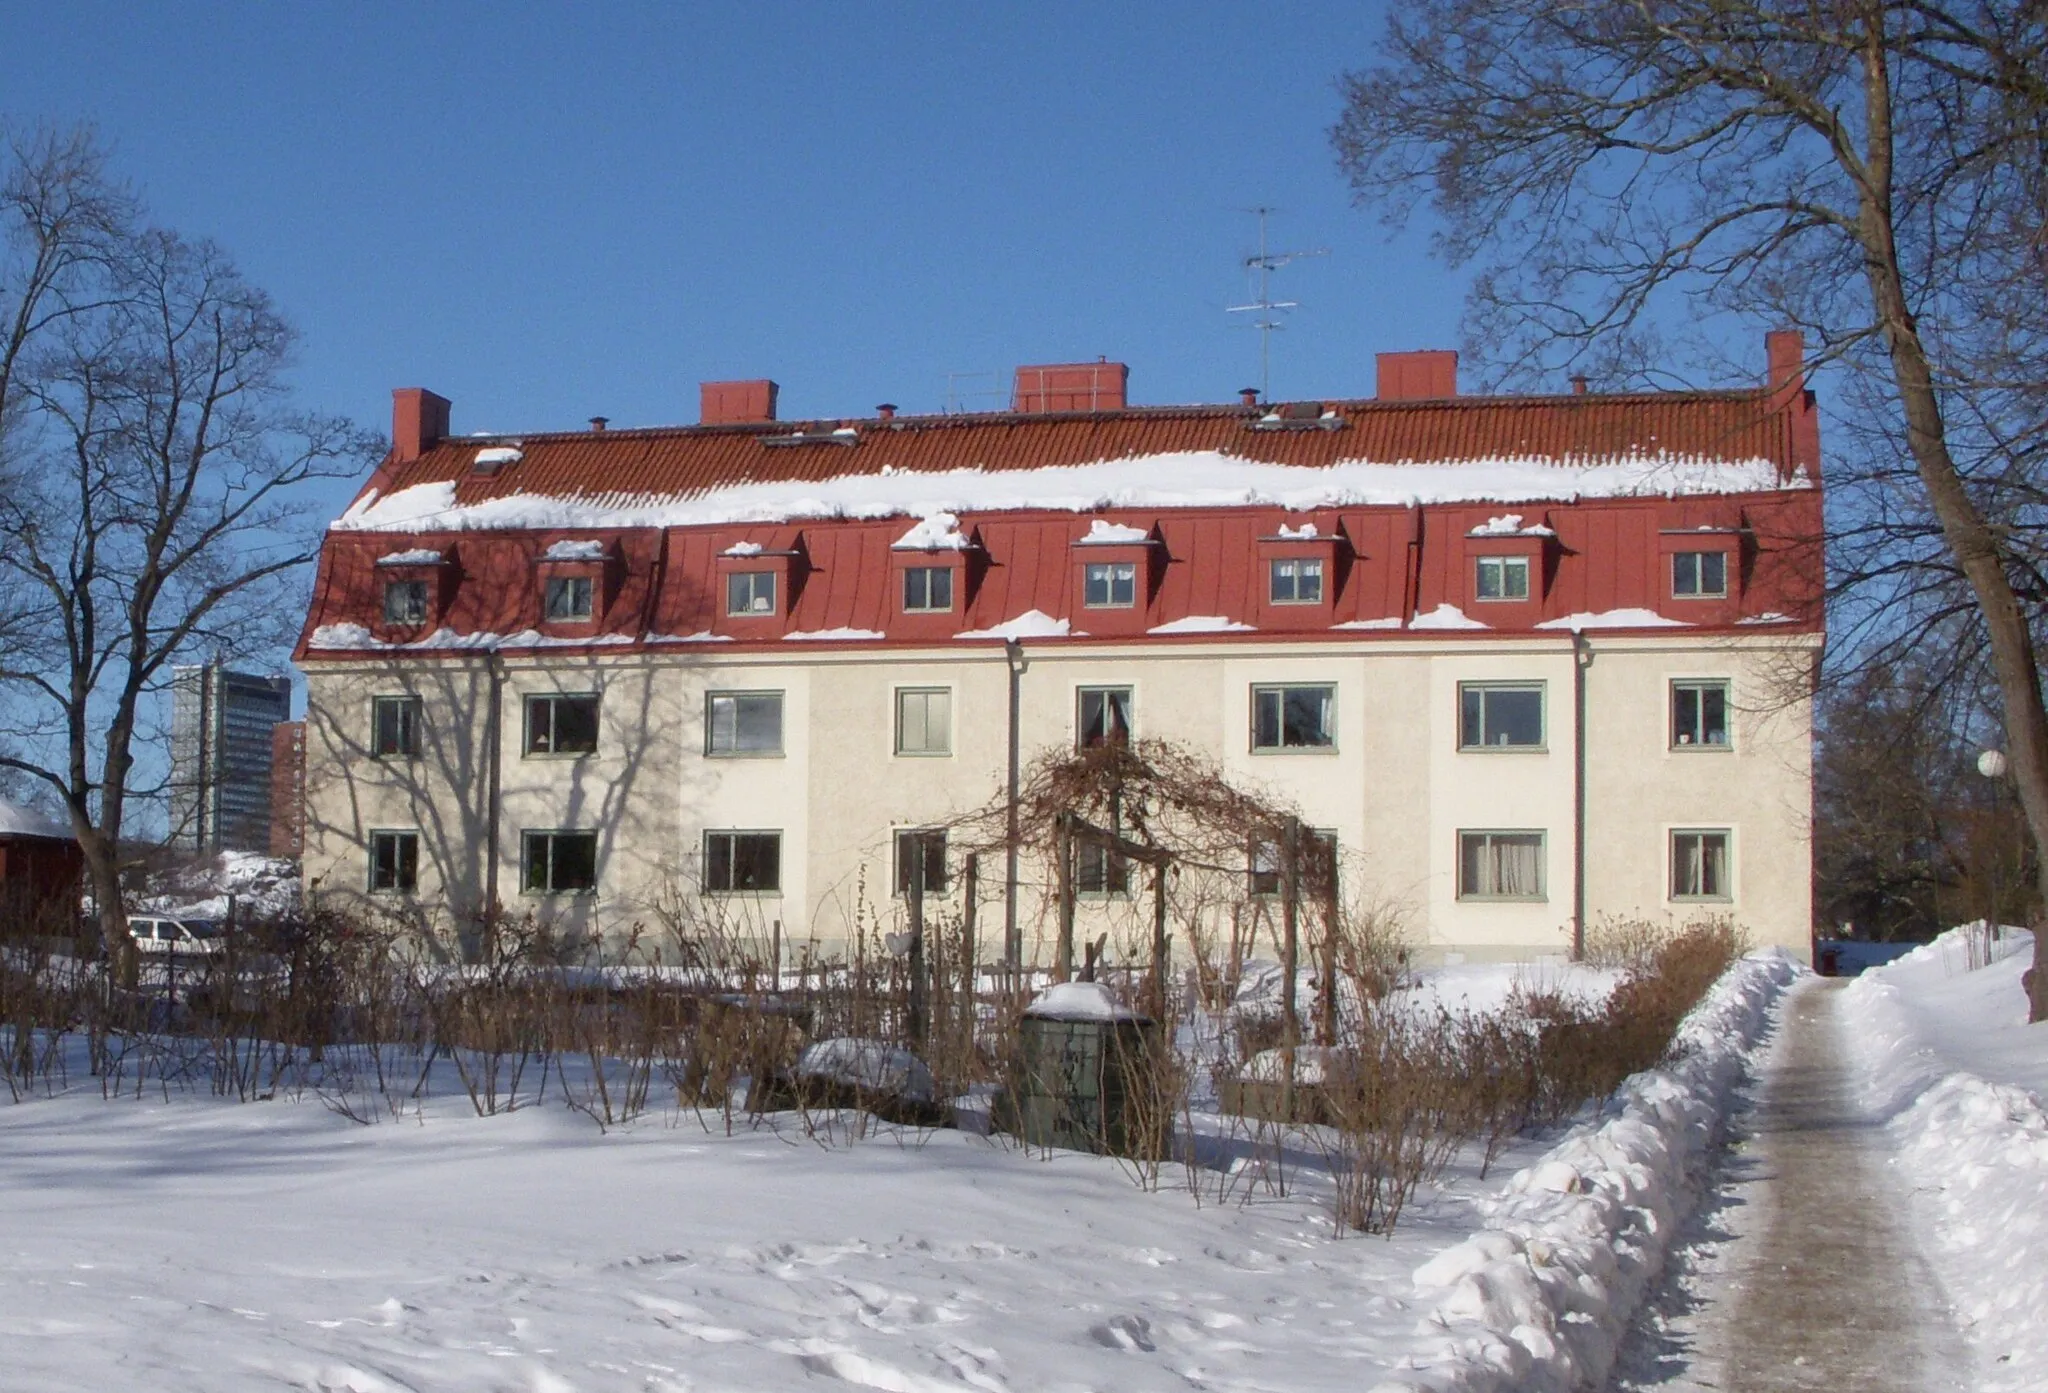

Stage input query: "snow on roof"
[
  {"left": 1148, "top": 615, "right": 1254, "bottom": 635},
  {"left": 954, "top": 610, "right": 1071, "bottom": 641},
  {"left": 375, "top": 548, "right": 444, "bottom": 567},
  {"left": 474, "top": 446, "right": 523, "bottom": 467},
  {"left": 0, "top": 796, "right": 67, "bottom": 840},
  {"left": 1332, "top": 616, "right": 1403, "bottom": 631},
  {"left": 784, "top": 627, "right": 885, "bottom": 642},
  {"left": 1469, "top": 513, "right": 1555, "bottom": 537},
  {"left": 721, "top": 541, "right": 766, "bottom": 557},
  {"left": 1535, "top": 608, "right": 1690, "bottom": 631},
  {"left": 1736, "top": 611, "right": 1795, "bottom": 625},
  {"left": 645, "top": 630, "right": 733, "bottom": 643},
  {"left": 1076, "top": 519, "right": 1152, "bottom": 545},
  {"left": 307, "top": 623, "right": 636, "bottom": 653},
  {"left": 1275, "top": 521, "right": 1319, "bottom": 540},
  {"left": 1024, "top": 981, "right": 1148, "bottom": 1022},
  {"left": 543, "top": 539, "right": 608, "bottom": 561},
  {"left": 1410, "top": 604, "right": 1489, "bottom": 631},
  {"left": 331, "top": 449, "right": 1802, "bottom": 535},
  {"left": 891, "top": 512, "right": 972, "bottom": 551}
]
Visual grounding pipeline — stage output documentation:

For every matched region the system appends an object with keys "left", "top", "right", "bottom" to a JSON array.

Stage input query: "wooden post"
[
  {"left": 908, "top": 838, "right": 928, "bottom": 1045},
  {"left": 1055, "top": 813, "right": 1076, "bottom": 983},
  {"left": 1151, "top": 859, "right": 1170, "bottom": 1021},
  {"left": 1318, "top": 839, "right": 1340, "bottom": 1046},
  {"left": 1280, "top": 818, "right": 1301, "bottom": 1121}
]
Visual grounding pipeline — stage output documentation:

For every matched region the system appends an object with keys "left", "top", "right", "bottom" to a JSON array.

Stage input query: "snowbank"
[
  {"left": 795, "top": 1038, "right": 936, "bottom": 1102},
  {"left": 1373, "top": 950, "right": 1800, "bottom": 1393},
  {"left": 1842, "top": 926, "right": 2048, "bottom": 1391}
]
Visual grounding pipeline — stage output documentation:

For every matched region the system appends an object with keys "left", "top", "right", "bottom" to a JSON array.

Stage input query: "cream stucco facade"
[{"left": 301, "top": 631, "right": 1816, "bottom": 966}]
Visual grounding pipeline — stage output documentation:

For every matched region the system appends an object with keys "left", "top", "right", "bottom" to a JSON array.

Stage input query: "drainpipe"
[
  {"left": 1572, "top": 629, "right": 1590, "bottom": 961},
  {"left": 1004, "top": 638, "right": 1025, "bottom": 981},
  {"left": 485, "top": 648, "right": 505, "bottom": 929}
]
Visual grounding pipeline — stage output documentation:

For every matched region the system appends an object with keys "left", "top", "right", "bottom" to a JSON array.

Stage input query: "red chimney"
[
  {"left": 391, "top": 388, "right": 452, "bottom": 463},
  {"left": 1765, "top": 330, "right": 1820, "bottom": 475},
  {"left": 1013, "top": 360, "right": 1129, "bottom": 413},
  {"left": 1375, "top": 351, "right": 1458, "bottom": 401},
  {"left": 700, "top": 380, "right": 779, "bottom": 425}
]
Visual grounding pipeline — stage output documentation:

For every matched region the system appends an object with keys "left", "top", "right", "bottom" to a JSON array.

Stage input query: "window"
[
  {"left": 544, "top": 574, "right": 594, "bottom": 621},
  {"left": 1459, "top": 683, "right": 1544, "bottom": 750},
  {"left": 1083, "top": 561, "right": 1138, "bottom": 608},
  {"left": 726, "top": 570, "right": 778, "bottom": 616},
  {"left": 522, "top": 830, "right": 597, "bottom": 894},
  {"left": 1269, "top": 557, "right": 1324, "bottom": 605},
  {"left": 1458, "top": 831, "right": 1546, "bottom": 900},
  {"left": 1672, "top": 551, "right": 1729, "bottom": 598},
  {"left": 895, "top": 687, "right": 952, "bottom": 756},
  {"left": 1252, "top": 684, "right": 1335, "bottom": 751},
  {"left": 706, "top": 691, "right": 784, "bottom": 756},
  {"left": 383, "top": 579, "right": 428, "bottom": 625},
  {"left": 525, "top": 694, "right": 599, "bottom": 755},
  {"left": 1249, "top": 829, "right": 1338, "bottom": 898},
  {"left": 1073, "top": 833, "right": 1129, "bottom": 896},
  {"left": 1474, "top": 555, "right": 1531, "bottom": 601},
  {"left": 371, "top": 696, "right": 421, "bottom": 758},
  {"left": 1672, "top": 830, "right": 1731, "bottom": 900},
  {"left": 704, "top": 831, "right": 781, "bottom": 893},
  {"left": 902, "top": 566, "right": 954, "bottom": 613},
  {"left": 1076, "top": 686, "right": 1133, "bottom": 748},
  {"left": 368, "top": 831, "right": 418, "bottom": 893},
  {"left": 895, "top": 829, "right": 949, "bottom": 896},
  {"left": 1671, "top": 680, "right": 1731, "bottom": 748}
]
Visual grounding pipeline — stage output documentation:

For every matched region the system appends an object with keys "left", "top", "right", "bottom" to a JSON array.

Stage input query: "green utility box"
[{"left": 1005, "top": 982, "right": 1162, "bottom": 1158}]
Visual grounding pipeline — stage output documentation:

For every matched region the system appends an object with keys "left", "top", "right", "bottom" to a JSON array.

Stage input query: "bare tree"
[
  {"left": 0, "top": 124, "right": 378, "bottom": 950},
  {"left": 1334, "top": 1, "right": 2048, "bottom": 1017}
]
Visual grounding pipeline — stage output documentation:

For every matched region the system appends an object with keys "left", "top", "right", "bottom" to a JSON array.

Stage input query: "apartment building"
[{"left": 295, "top": 340, "right": 1824, "bottom": 964}]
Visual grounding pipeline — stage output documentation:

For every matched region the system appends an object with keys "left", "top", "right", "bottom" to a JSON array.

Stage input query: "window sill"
[
  {"left": 1456, "top": 894, "right": 1548, "bottom": 904},
  {"left": 893, "top": 749, "right": 953, "bottom": 759},
  {"left": 1668, "top": 743, "right": 1734, "bottom": 754},
  {"left": 701, "top": 889, "right": 785, "bottom": 899},
  {"left": 1670, "top": 895, "right": 1733, "bottom": 905},
  {"left": 1250, "top": 744, "right": 1338, "bottom": 756},
  {"left": 520, "top": 889, "right": 598, "bottom": 899},
  {"left": 704, "top": 750, "right": 787, "bottom": 759},
  {"left": 1457, "top": 745, "right": 1548, "bottom": 754},
  {"left": 521, "top": 750, "right": 598, "bottom": 760}
]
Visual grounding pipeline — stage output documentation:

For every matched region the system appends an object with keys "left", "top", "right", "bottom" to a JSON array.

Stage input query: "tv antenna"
[{"left": 1226, "top": 206, "right": 1328, "bottom": 400}]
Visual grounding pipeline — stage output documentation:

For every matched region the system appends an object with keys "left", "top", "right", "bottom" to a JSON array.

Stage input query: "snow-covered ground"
[
  {"left": 1843, "top": 925, "right": 2048, "bottom": 1393},
  {"left": 0, "top": 956, "right": 1740, "bottom": 1393}
]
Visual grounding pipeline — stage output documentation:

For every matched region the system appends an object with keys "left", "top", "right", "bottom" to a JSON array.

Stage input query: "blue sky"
[{"left": 3, "top": 0, "right": 1465, "bottom": 487}]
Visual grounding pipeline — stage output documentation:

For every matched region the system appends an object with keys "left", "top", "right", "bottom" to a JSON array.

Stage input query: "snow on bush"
[
  {"left": 1371, "top": 950, "right": 1800, "bottom": 1393},
  {"left": 795, "top": 1038, "right": 936, "bottom": 1103},
  {"left": 1843, "top": 927, "right": 2048, "bottom": 1392}
]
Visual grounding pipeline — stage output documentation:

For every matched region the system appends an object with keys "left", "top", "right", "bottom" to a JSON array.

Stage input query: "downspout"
[
  {"left": 1572, "top": 628, "right": 1589, "bottom": 962},
  {"left": 485, "top": 648, "right": 505, "bottom": 931},
  {"left": 1004, "top": 638, "right": 1025, "bottom": 980}
]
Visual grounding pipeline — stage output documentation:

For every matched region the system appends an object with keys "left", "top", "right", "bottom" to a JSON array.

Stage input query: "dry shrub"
[{"left": 1319, "top": 1003, "right": 1473, "bottom": 1235}]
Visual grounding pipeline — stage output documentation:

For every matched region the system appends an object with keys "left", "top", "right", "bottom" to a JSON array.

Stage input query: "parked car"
[{"left": 126, "top": 916, "right": 228, "bottom": 957}]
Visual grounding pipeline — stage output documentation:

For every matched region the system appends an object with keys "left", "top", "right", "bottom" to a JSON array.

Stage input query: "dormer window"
[
  {"left": 1672, "top": 551, "right": 1728, "bottom": 598},
  {"left": 1474, "top": 555, "right": 1531, "bottom": 602},
  {"left": 1269, "top": 557, "right": 1324, "bottom": 604},
  {"left": 727, "top": 570, "right": 778, "bottom": 616},
  {"left": 544, "top": 575, "right": 594, "bottom": 622},
  {"left": 903, "top": 566, "right": 954, "bottom": 613},
  {"left": 384, "top": 579, "right": 429, "bottom": 626},
  {"left": 1083, "top": 561, "right": 1137, "bottom": 609}
]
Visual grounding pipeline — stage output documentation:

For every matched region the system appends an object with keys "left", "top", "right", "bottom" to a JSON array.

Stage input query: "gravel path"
[{"left": 1611, "top": 978, "right": 1970, "bottom": 1391}]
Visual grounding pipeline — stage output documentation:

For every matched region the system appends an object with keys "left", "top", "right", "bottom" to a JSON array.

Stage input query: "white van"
[{"left": 126, "top": 916, "right": 228, "bottom": 957}]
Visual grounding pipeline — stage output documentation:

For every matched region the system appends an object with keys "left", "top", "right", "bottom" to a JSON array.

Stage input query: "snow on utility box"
[{"left": 1003, "top": 982, "right": 1162, "bottom": 1159}]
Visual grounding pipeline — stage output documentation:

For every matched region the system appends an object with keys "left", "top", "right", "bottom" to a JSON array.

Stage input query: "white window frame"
[
  {"left": 1670, "top": 828, "right": 1733, "bottom": 901},
  {"left": 705, "top": 690, "right": 785, "bottom": 757},
  {"left": 544, "top": 574, "right": 595, "bottom": 621},
  {"left": 1671, "top": 550, "right": 1729, "bottom": 599},
  {"left": 1474, "top": 554, "right": 1531, "bottom": 602},
  {"left": 1082, "top": 561, "right": 1138, "bottom": 609},
  {"left": 371, "top": 695, "right": 421, "bottom": 759},
  {"left": 894, "top": 687, "right": 952, "bottom": 756},
  {"left": 368, "top": 829, "right": 419, "bottom": 894},
  {"left": 1076, "top": 685, "right": 1134, "bottom": 748},
  {"left": 1458, "top": 681, "right": 1546, "bottom": 751},
  {"left": 894, "top": 828, "right": 949, "bottom": 897},
  {"left": 902, "top": 566, "right": 955, "bottom": 613},
  {"left": 1251, "top": 683, "right": 1336, "bottom": 752},
  {"left": 524, "top": 693, "right": 601, "bottom": 757},
  {"left": 1268, "top": 556, "right": 1324, "bottom": 605},
  {"left": 1072, "top": 832, "right": 1130, "bottom": 898},
  {"left": 1457, "top": 829, "right": 1547, "bottom": 901},
  {"left": 725, "top": 570, "right": 778, "bottom": 616},
  {"left": 521, "top": 829, "right": 598, "bottom": 896},
  {"left": 703, "top": 829, "right": 783, "bottom": 895},
  {"left": 1671, "top": 679, "right": 1733, "bottom": 750},
  {"left": 383, "top": 578, "right": 428, "bottom": 625}
]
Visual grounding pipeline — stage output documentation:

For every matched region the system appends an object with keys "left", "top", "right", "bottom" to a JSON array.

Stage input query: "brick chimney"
[
  {"left": 701, "top": 380, "right": 779, "bottom": 425},
  {"left": 1375, "top": 351, "right": 1458, "bottom": 401},
  {"left": 1765, "top": 330, "right": 1820, "bottom": 476},
  {"left": 1013, "top": 360, "right": 1129, "bottom": 413},
  {"left": 391, "top": 388, "right": 452, "bottom": 462}
]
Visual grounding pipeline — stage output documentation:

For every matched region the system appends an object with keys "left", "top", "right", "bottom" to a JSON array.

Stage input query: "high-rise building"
[{"left": 169, "top": 663, "right": 292, "bottom": 854}]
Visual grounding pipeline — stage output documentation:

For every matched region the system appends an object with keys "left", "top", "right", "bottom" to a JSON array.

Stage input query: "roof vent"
[
  {"left": 1248, "top": 402, "right": 1345, "bottom": 433},
  {"left": 701, "top": 379, "right": 780, "bottom": 425},
  {"left": 1013, "top": 360, "right": 1128, "bottom": 413},
  {"left": 589, "top": 416, "right": 609, "bottom": 432}
]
